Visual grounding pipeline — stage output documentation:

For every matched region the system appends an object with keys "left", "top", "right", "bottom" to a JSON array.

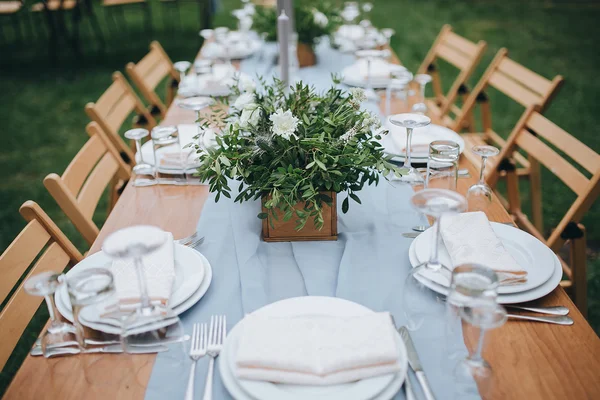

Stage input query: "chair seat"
[
  {"left": 0, "top": 1, "right": 21, "bottom": 14},
  {"left": 30, "top": 0, "right": 77, "bottom": 12},
  {"left": 103, "top": 0, "right": 146, "bottom": 6}
]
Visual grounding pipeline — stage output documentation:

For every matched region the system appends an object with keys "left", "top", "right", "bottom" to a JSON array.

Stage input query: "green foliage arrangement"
[
  {"left": 252, "top": 1, "right": 341, "bottom": 48},
  {"left": 193, "top": 76, "right": 400, "bottom": 230}
]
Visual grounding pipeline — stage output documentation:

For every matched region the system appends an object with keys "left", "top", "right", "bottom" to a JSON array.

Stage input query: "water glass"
[
  {"left": 385, "top": 70, "right": 413, "bottom": 116},
  {"left": 426, "top": 140, "right": 460, "bottom": 190},
  {"left": 151, "top": 125, "right": 188, "bottom": 185}
]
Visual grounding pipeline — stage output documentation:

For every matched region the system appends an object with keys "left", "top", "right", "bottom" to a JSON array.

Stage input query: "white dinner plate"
[
  {"left": 219, "top": 296, "right": 408, "bottom": 400},
  {"left": 408, "top": 236, "right": 563, "bottom": 304},
  {"left": 413, "top": 223, "right": 555, "bottom": 294},
  {"left": 386, "top": 123, "right": 465, "bottom": 161},
  {"left": 200, "top": 38, "right": 262, "bottom": 60},
  {"left": 56, "top": 245, "right": 212, "bottom": 334},
  {"left": 341, "top": 60, "right": 405, "bottom": 89}
]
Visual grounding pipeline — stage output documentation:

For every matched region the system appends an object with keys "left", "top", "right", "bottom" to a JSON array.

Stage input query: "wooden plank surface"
[{"left": 5, "top": 44, "right": 600, "bottom": 400}]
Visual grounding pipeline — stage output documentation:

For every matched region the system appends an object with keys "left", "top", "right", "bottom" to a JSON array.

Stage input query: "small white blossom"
[
  {"left": 313, "top": 10, "right": 329, "bottom": 28},
  {"left": 239, "top": 75, "right": 256, "bottom": 93},
  {"left": 364, "top": 112, "right": 381, "bottom": 129},
  {"left": 350, "top": 87, "right": 367, "bottom": 103},
  {"left": 240, "top": 103, "right": 261, "bottom": 129},
  {"left": 340, "top": 126, "right": 358, "bottom": 143},
  {"left": 233, "top": 92, "right": 255, "bottom": 110},
  {"left": 270, "top": 108, "right": 300, "bottom": 140},
  {"left": 243, "top": 3, "right": 255, "bottom": 15}
]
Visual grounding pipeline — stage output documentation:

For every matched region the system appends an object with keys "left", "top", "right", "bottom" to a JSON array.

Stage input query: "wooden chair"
[
  {"left": 488, "top": 106, "right": 600, "bottom": 316},
  {"left": 44, "top": 122, "right": 132, "bottom": 246},
  {"left": 126, "top": 41, "right": 179, "bottom": 120},
  {"left": 417, "top": 25, "right": 487, "bottom": 131},
  {"left": 85, "top": 71, "right": 156, "bottom": 167},
  {"left": 0, "top": 201, "right": 83, "bottom": 370}
]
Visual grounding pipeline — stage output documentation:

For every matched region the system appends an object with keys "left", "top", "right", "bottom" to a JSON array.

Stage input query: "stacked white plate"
[
  {"left": 334, "top": 25, "right": 387, "bottom": 53},
  {"left": 200, "top": 34, "right": 262, "bottom": 60},
  {"left": 55, "top": 244, "right": 213, "bottom": 334},
  {"left": 341, "top": 59, "right": 406, "bottom": 89},
  {"left": 382, "top": 122, "right": 465, "bottom": 164},
  {"left": 178, "top": 65, "right": 254, "bottom": 97},
  {"left": 408, "top": 222, "right": 562, "bottom": 303},
  {"left": 219, "top": 297, "right": 408, "bottom": 400}
]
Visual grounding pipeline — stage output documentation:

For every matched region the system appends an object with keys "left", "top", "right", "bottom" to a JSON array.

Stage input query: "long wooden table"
[{"left": 5, "top": 45, "right": 600, "bottom": 400}]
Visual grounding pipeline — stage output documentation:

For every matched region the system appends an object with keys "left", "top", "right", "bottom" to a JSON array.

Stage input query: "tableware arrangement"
[
  {"left": 185, "top": 323, "right": 208, "bottom": 400},
  {"left": 399, "top": 327, "right": 436, "bottom": 400},
  {"left": 466, "top": 144, "right": 500, "bottom": 212},
  {"left": 388, "top": 113, "right": 431, "bottom": 185},
  {"left": 425, "top": 140, "right": 460, "bottom": 191},
  {"left": 178, "top": 65, "right": 255, "bottom": 98}
]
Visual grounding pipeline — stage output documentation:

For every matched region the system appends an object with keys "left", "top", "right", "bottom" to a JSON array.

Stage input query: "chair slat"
[
  {"left": 144, "top": 61, "right": 172, "bottom": 91},
  {"left": 0, "top": 242, "right": 71, "bottom": 370},
  {"left": 94, "top": 81, "right": 128, "bottom": 118},
  {"left": 488, "top": 71, "right": 543, "bottom": 107},
  {"left": 0, "top": 220, "right": 50, "bottom": 305},
  {"left": 527, "top": 112, "right": 600, "bottom": 174},
  {"left": 62, "top": 134, "right": 107, "bottom": 195},
  {"left": 515, "top": 130, "right": 590, "bottom": 195},
  {"left": 77, "top": 153, "right": 120, "bottom": 219},
  {"left": 105, "top": 94, "right": 137, "bottom": 134},
  {"left": 134, "top": 48, "right": 163, "bottom": 79},
  {"left": 497, "top": 57, "right": 553, "bottom": 97},
  {"left": 435, "top": 42, "right": 471, "bottom": 70},
  {"left": 442, "top": 30, "right": 480, "bottom": 57}
]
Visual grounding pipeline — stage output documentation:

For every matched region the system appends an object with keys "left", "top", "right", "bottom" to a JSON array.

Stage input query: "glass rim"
[
  {"left": 450, "top": 263, "right": 500, "bottom": 289},
  {"left": 66, "top": 267, "right": 114, "bottom": 293}
]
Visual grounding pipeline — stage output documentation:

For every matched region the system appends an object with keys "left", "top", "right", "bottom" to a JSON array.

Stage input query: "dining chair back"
[
  {"left": 44, "top": 122, "right": 131, "bottom": 246},
  {"left": 85, "top": 71, "right": 156, "bottom": 166},
  {"left": 417, "top": 25, "right": 487, "bottom": 131},
  {"left": 487, "top": 105, "right": 600, "bottom": 315},
  {"left": 0, "top": 201, "right": 83, "bottom": 370},
  {"left": 126, "top": 41, "right": 179, "bottom": 119}
]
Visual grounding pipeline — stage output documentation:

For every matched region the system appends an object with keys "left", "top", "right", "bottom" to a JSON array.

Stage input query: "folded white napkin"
[
  {"left": 235, "top": 312, "right": 401, "bottom": 385},
  {"left": 110, "top": 232, "right": 176, "bottom": 305},
  {"left": 440, "top": 212, "right": 528, "bottom": 284}
]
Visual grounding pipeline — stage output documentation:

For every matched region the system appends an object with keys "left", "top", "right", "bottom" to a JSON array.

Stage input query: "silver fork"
[
  {"left": 175, "top": 231, "right": 205, "bottom": 248},
  {"left": 203, "top": 315, "right": 227, "bottom": 400},
  {"left": 185, "top": 323, "right": 208, "bottom": 400}
]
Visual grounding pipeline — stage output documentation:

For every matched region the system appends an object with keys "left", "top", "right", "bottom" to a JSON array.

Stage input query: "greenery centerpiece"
[
  {"left": 195, "top": 76, "right": 400, "bottom": 241},
  {"left": 252, "top": 1, "right": 341, "bottom": 67}
]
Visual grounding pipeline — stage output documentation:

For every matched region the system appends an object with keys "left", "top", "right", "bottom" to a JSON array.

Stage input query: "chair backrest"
[
  {"left": 452, "top": 48, "right": 564, "bottom": 141},
  {"left": 0, "top": 201, "right": 83, "bottom": 370},
  {"left": 489, "top": 105, "right": 600, "bottom": 251},
  {"left": 85, "top": 71, "right": 156, "bottom": 166},
  {"left": 126, "top": 41, "right": 179, "bottom": 118},
  {"left": 417, "top": 25, "right": 487, "bottom": 119},
  {"left": 44, "top": 122, "right": 131, "bottom": 246}
]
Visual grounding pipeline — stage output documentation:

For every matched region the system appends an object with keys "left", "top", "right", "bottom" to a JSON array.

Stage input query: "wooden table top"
[{"left": 5, "top": 45, "right": 600, "bottom": 400}]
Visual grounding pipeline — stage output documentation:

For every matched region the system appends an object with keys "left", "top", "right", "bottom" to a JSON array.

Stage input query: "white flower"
[
  {"left": 240, "top": 104, "right": 262, "bottom": 129},
  {"left": 350, "top": 87, "right": 367, "bottom": 103},
  {"left": 313, "top": 10, "right": 329, "bottom": 28},
  {"left": 340, "top": 127, "right": 358, "bottom": 143},
  {"left": 270, "top": 108, "right": 300, "bottom": 140},
  {"left": 364, "top": 112, "right": 381, "bottom": 129},
  {"left": 239, "top": 74, "right": 256, "bottom": 93},
  {"left": 233, "top": 92, "right": 255, "bottom": 110}
]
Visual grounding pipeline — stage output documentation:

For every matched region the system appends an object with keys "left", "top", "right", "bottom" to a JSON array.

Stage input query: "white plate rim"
[{"left": 388, "top": 124, "right": 465, "bottom": 160}]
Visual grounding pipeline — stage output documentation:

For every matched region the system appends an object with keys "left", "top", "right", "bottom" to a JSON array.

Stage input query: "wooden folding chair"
[
  {"left": 417, "top": 25, "right": 487, "bottom": 131},
  {"left": 0, "top": 201, "right": 83, "bottom": 370},
  {"left": 488, "top": 106, "right": 600, "bottom": 316},
  {"left": 126, "top": 41, "right": 179, "bottom": 120},
  {"left": 44, "top": 122, "right": 132, "bottom": 246}
]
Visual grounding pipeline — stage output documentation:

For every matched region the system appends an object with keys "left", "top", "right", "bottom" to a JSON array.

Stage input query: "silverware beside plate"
[
  {"left": 507, "top": 313, "right": 573, "bottom": 325},
  {"left": 31, "top": 343, "right": 169, "bottom": 357},
  {"left": 399, "top": 326, "right": 436, "bottom": 400},
  {"left": 506, "top": 305, "right": 569, "bottom": 315}
]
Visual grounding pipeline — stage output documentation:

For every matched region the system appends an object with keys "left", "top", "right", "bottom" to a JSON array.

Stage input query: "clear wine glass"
[
  {"left": 24, "top": 272, "right": 79, "bottom": 356},
  {"left": 176, "top": 96, "right": 214, "bottom": 149},
  {"left": 388, "top": 113, "right": 431, "bottom": 185},
  {"left": 453, "top": 299, "right": 507, "bottom": 399},
  {"left": 385, "top": 70, "right": 413, "bottom": 116},
  {"left": 173, "top": 61, "right": 191, "bottom": 81},
  {"left": 426, "top": 140, "right": 460, "bottom": 191},
  {"left": 151, "top": 125, "right": 188, "bottom": 185},
  {"left": 214, "top": 27, "right": 232, "bottom": 68},
  {"left": 356, "top": 49, "right": 388, "bottom": 103},
  {"left": 467, "top": 145, "right": 500, "bottom": 212},
  {"left": 381, "top": 28, "right": 395, "bottom": 47},
  {"left": 402, "top": 189, "right": 467, "bottom": 332},
  {"left": 125, "top": 128, "right": 156, "bottom": 187},
  {"left": 411, "top": 73, "right": 433, "bottom": 114}
]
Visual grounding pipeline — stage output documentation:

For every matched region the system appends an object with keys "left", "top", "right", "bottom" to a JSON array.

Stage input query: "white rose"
[
  {"left": 270, "top": 108, "right": 300, "bottom": 140},
  {"left": 313, "top": 10, "right": 328, "bottom": 28},
  {"left": 239, "top": 74, "right": 256, "bottom": 93},
  {"left": 240, "top": 103, "right": 262, "bottom": 129},
  {"left": 233, "top": 92, "right": 255, "bottom": 110}
]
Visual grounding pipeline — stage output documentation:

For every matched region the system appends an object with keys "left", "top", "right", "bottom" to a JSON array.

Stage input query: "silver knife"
[
  {"left": 399, "top": 326, "right": 436, "bottom": 400},
  {"left": 30, "top": 344, "right": 168, "bottom": 356}
]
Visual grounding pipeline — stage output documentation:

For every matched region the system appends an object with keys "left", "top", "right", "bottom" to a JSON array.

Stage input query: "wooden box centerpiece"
[{"left": 193, "top": 77, "right": 400, "bottom": 242}]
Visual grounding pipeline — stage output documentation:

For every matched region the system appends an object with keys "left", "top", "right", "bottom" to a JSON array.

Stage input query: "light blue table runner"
[{"left": 145, "top": 42, "right": 474, "bottom": 400}]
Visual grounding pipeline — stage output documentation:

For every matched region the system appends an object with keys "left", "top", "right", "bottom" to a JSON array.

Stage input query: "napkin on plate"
[
  {"left": 440, "top": 211, "right": 528, "bottom": 284},
  {"left": 109, "top": 232, "right": 176, "bottom": 306},
  {"left": 235, "top": 312, "right": 401, "bottom": 385}
]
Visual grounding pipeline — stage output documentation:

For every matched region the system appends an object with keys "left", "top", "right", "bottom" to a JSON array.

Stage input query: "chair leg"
[
  {"left": 528, "top": 157, "right": 544, "bottom": 234},
  {"left": 570, "top": 224, "right": 587, "bottom": 318}
]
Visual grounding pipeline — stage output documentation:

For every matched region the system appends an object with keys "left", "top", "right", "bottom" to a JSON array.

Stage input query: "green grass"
[{"left": 0, "top": 0, "right": 599, "bottom": 395}]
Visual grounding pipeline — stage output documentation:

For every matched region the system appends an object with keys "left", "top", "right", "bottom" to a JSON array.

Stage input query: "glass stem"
[
  {"left": 44, "top": 295, "right": 57, "bottom": 323},
  {"left": 469, "top": 327, "right": 487, "bottom": 362},
  {"left": 366, "top": 57, "right": 373, "bottom": 94},
  {"left": 428, "top": 216, "right": 442, "bottom": 269},
  {"left": 134, "top": 257, "right": 152, "bottom": 310},
  {"left": 135, "top": 139, "right": 143, "bottom": 164},
  {"left": 479, "top": 156, "right": 487, "bottom": 184},
  {"left": 403, "top": 127, "right": 413, "bottom": 169}
]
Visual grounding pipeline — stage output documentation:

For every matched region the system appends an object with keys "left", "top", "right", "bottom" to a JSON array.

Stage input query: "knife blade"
[
  {"left": 30, "top": 344, "right": 168, "bottom": 356},
  {"left": 398, "top": 326, "right": 436, "bottom": 400}
]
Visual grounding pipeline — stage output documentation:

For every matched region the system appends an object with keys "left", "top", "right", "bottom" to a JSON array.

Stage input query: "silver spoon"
[
  {"left": 506, "top": 305, "right": 569, "bottom": 316},
  {"left": 507, "top": 313, "right": 573, "bottom": 325}
]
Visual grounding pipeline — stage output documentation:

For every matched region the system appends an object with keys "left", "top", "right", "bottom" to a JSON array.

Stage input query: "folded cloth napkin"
[
  {"left": 110, "top": 232, "right": 176, "bottom": 306},
  {"left": 235, "top": 312, "right": 401, "bottom": 385},
  {"left": 440, "top": 211, "right": 528, "bottom": 284}
]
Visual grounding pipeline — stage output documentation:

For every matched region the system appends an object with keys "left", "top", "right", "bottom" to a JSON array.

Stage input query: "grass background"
[{"left": 0, "top": 0, "right": 598, "bottom": 395}]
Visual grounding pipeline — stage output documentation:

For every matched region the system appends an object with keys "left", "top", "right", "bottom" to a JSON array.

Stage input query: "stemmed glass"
[
  {"left": 356, "top": 49, "right": 387, "bottom": 103},
  {"left": 402, "top": 189, "right": 467, "bottom": 332},
  {"left": 388, "top": 113, "right": 431, "bottom": 185},
  {"left": 467, "top": 145, "right": 500, "bottom": 212},
  {"left": 176, "top": 95, "right": 214, "bottom": 143},
  {"left": 173, "top": 61, "right": 191, "bottom": 81},
  {"left": 24, "top": 272, "right": 79, "bottom": 356},
  {"left": 385, "top": 70, "right": 413, "bottom": 116},
  {"left": 214, "top": 27, "right": 232, "bottom": 68},
  {"left": 125, "top": 128, "right": 156, "bottom": 187},
  {"left": 411, "top": 74, "right": 433, "bottom": 114}
]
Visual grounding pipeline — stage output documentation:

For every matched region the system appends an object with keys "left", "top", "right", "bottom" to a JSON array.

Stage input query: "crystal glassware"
[
  {"left": 426, "top": 140, "right": 460, "bottom": 190},
  {"left": 355, "top": 49, "right": 389, "bottom": 103},
  {"left": 453, "top": 299, "right": 507, "bottom": 399},
  {"left": 411, "top": 74, "right": 433, "bottom": 114},
  {"left": 467, "top": 145, "right": 500, "bottom": 212},
  {"left": 173, "top": 61, "right": 191, "bottom": 81},
  {"left": 24, "top": 272, "right": 79, "bottom": 356},
  {"left": 125, "top": 128, "right": 156, "bottom": 186},
  {"left": 151, "top": 125, "right": 188, "bottom": 185},
  {"left": 176, "top": 96, "right": 213, "bottom": 157},
  {"left": 388, "top": 113, "right": 431, "bottom": 185},
  {"left": 385, "top": 70, "right": 413, "bottom": 116},
  {"left": 402, "top": 189, "right": 467, "bottom": 332}
]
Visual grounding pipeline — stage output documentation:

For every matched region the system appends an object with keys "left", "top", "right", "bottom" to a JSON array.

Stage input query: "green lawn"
[{"left": 0, "top": 0, "right": 599, "bottom": 395}]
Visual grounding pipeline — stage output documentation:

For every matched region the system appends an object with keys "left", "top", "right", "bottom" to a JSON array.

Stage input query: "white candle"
[
  {"left": 284, "top": 0, "right": 295, "bottom": 33},
  {"left": 278, "top": 10, "right": 290, "bottom": 88}
]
